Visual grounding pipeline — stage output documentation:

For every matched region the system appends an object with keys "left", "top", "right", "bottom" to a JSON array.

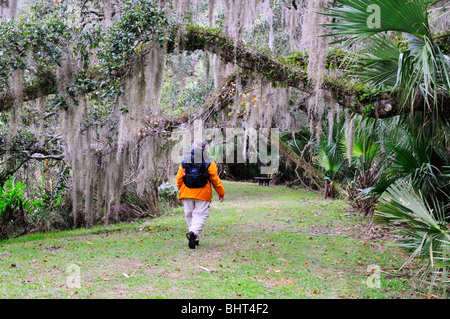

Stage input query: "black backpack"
[{"left": 181, "top": 151, "right": 212, "bottom": 188}]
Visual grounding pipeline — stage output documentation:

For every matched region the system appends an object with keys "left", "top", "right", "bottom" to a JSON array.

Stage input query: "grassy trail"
[{"left": 0, "top": 181, "right": 420, "bottom": 299}]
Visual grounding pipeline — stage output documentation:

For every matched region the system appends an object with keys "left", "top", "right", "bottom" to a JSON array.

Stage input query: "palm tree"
[
  {"left": 375, "top": 180, "right": 450, "bottom": 294},
  {"left": 323, "top": 0, "right": 450, "bottom": 292},
  {"left": 316, "top": 119, "right": 346, "bottom": 181},
  {"left": 322, "top": 0, "right": 450, "bottom": 113},
  {"left": 384, "top": 116, "right": 450, "bottom": 200},
  {"left": 340, "top": 116, "right": 383, "bottom": 215}
]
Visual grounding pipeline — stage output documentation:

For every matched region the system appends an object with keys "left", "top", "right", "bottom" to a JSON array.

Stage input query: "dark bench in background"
[{"left": 254, "top": 177, "right": 271, "bottom": 186}]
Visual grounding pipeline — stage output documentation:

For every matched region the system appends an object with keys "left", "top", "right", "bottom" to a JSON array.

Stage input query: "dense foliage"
[{"left": 0, "top": 0, "right": 448, "bottom": 295}]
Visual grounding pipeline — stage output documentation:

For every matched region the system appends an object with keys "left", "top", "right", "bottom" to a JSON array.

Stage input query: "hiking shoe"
[
  {"left": 186, "top": 231, "right": 196, "bottom": 249},
  {"left": 195, "top": 240, "right": 199, "bottom": 246}
]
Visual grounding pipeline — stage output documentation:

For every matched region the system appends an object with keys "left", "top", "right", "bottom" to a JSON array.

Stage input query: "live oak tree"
[{"left": 0, "top": 0, "right": 448, "bottom": 228}]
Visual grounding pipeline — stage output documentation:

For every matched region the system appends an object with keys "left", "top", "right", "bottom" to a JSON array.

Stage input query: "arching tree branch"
[{"left": 0, "top": 26, "right": 448, "bottom": 118}]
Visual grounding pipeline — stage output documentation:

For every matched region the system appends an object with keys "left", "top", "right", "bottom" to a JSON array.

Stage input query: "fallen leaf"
[
  {"left": 312, "top": 290, "right": 323, "bottom": 294},
  {"left": 197, "top": 265, "right": 214, "bottom": 273},
  {"left": 103, "top": 278, "right": 110, "bottom": 281}
]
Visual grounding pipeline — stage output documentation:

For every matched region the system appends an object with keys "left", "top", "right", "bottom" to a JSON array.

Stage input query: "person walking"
[{"left": 176, "top": 139, "right": 225, "bottom": 249}]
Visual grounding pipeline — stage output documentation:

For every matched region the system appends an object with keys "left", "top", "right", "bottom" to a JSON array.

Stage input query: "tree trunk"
[
  {"left": 8, "top": 0, "right": 18, "bottom": 19},
  {"left": 275, "top": 134, "right": 347, "bottom": 198},
  {"left": 145, "top": 182, "right": 161, "bottom": 217}
]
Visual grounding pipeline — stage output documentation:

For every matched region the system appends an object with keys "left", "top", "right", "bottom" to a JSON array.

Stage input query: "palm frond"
[
  {"left": 374, "top": 179, "right": 450, "bottom": 291},
  {"left": 321, "top": 0, "right": 450, "bottom": 111},
  {"left": 316, "top": 140, "right": 345, "bottom": 179},
  {"left": 397, "top": 34, "right": 450, "bottom": 110},
  {"left": 322, "top": 0, "right": 431, "bottom": 44},
  {"left": 375, "top": 180, "right": 442, "bottom": 231},
  {"left": 384, "top": 117, "right": 450, "bottom": 197},
  {"left": 354, "top": 34, "right": 400, "bottom": 88},
  {"left": 339, "top": 117, "right": 380, "bottom": 171}
]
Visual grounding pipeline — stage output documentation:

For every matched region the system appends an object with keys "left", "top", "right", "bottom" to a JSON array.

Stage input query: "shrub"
[
  {"left": 0, "top": 177, "right": 32, "bottom": 240},
  {"left": 158, "top": 181, "right": 181, "bottom": 208},
  {"left": 375, "top": 180, "right": 450, "bottom": 295}
]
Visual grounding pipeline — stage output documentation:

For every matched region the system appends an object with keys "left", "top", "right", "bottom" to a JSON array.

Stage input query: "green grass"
[{"left": 0, "top": 181, "right": 422, "bottom": 299}]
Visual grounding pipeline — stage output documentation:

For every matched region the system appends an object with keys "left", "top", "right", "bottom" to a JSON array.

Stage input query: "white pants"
[{"left": 183, "top": 198, "right": 210, "bottom": 240}]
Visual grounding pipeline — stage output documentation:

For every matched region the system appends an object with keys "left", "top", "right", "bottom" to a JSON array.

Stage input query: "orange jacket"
[{"left": 176, "top": 161, "right": 225, "bottom": 202}]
